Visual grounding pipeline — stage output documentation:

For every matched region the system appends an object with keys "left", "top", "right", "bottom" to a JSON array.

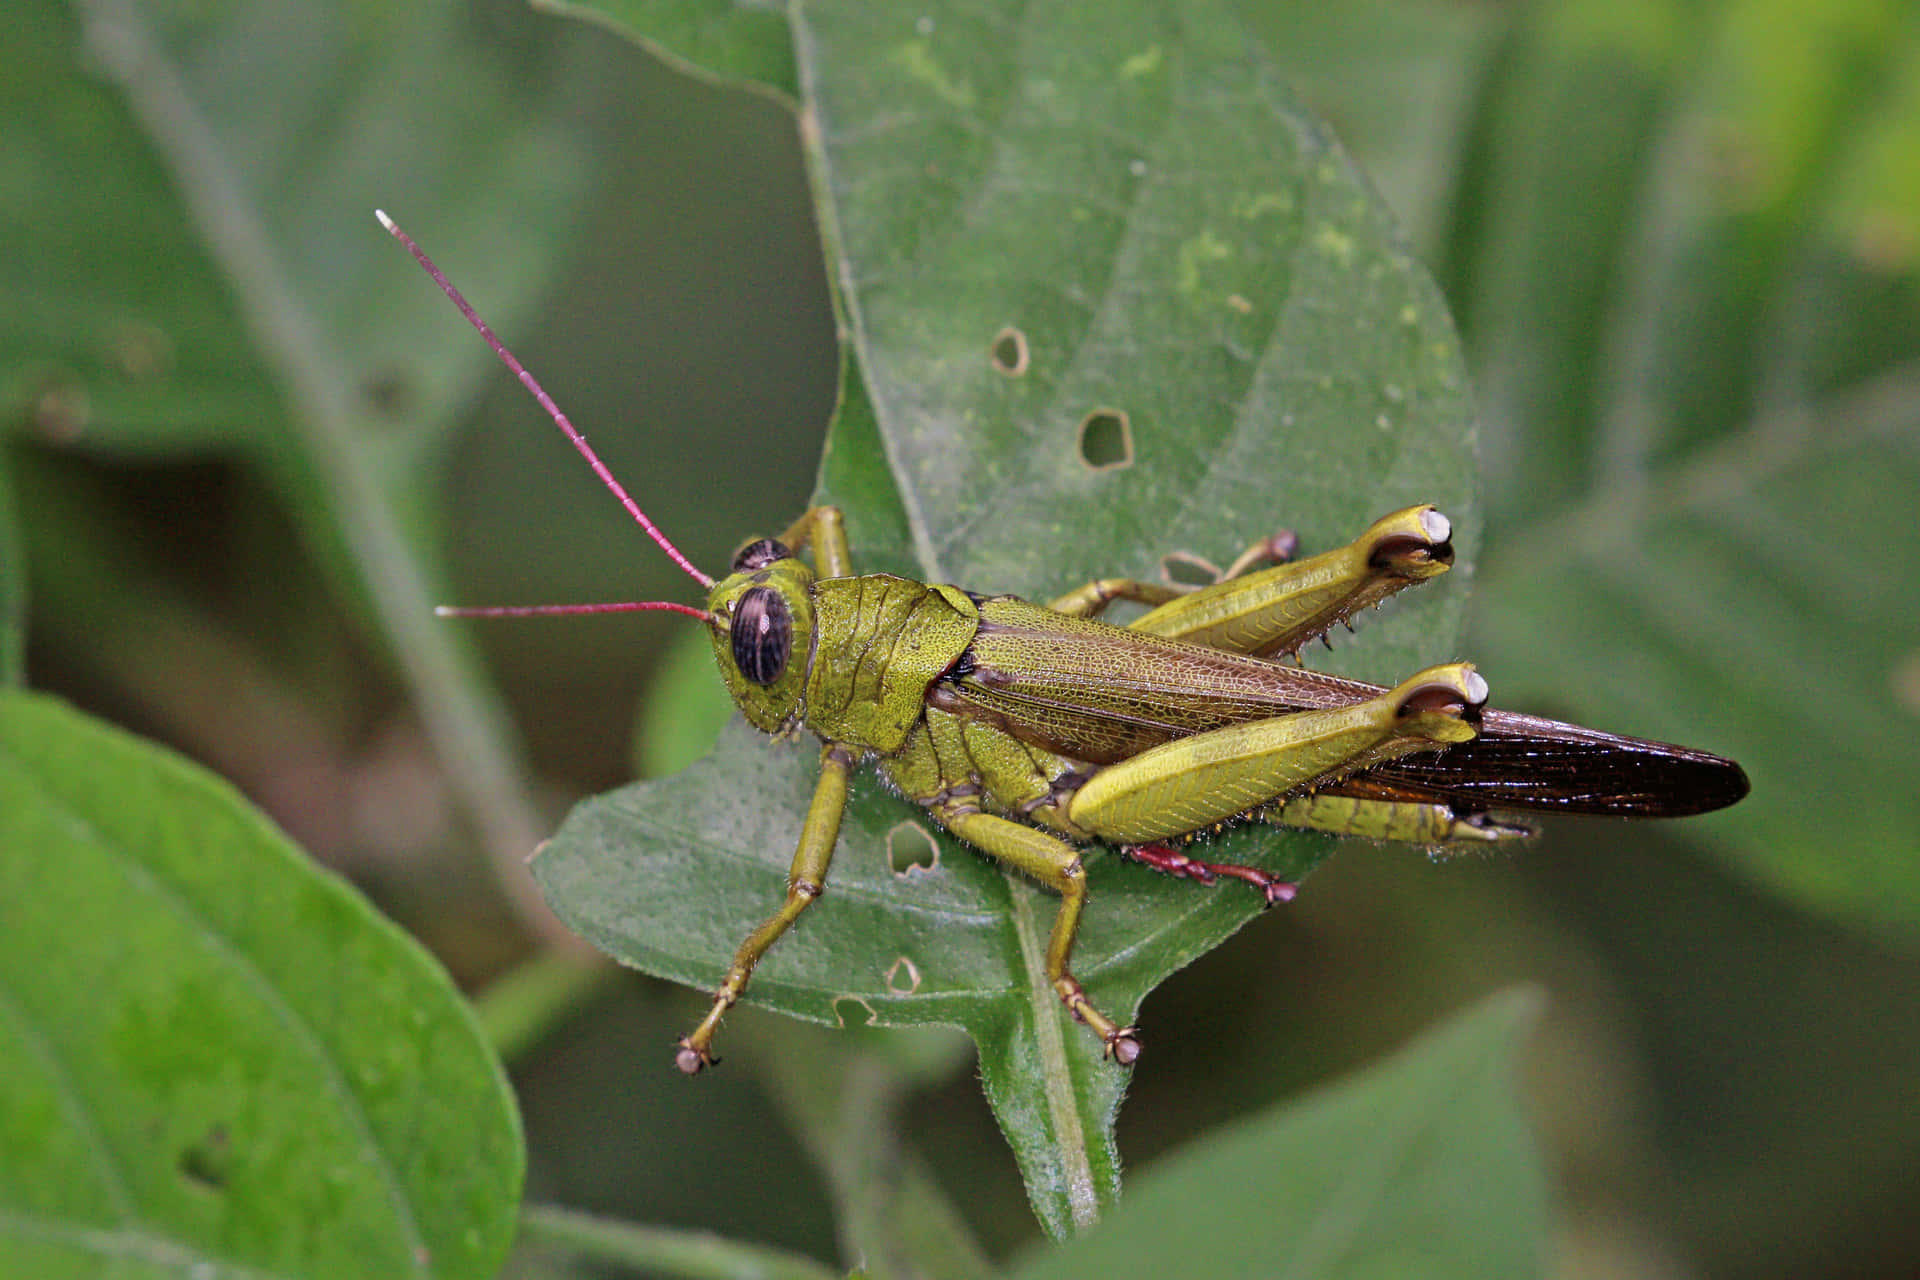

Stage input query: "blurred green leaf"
[
  {"left": 536, "top": 0, "right": 798, "bottom": 99},
  {"left": 1476, "top": 379, "right": 1920, "bottom": 931},
  {"left": 3, "top": 0, "right": 277, "bottom": 456},
  {"left": 0, "top": 690, "right": 522, "bottom": 1278},
  {"left": 7, "top": 0, "right": 590, "bottom": 486},
  {"left": 534, "top": 0, "right": 1477, "bottom": 1236},
  {"left": 515, "top": 1204, "right": 842, "bottom": 1280},
  {"left": 1232, "top": 0, "right": 1505, "bottom": 247},
  {"left": 0, "top": 446, "right": 22, "bottom": 685},
  {"left": 6, "top": 0, "right": 612, "bottom": 892},
  {"left": 1432, "top": 0, "right": 1920, "bottom": 933},
  {"left": 1010, "top": 991, "right": 1547, "bottom": 1280}
]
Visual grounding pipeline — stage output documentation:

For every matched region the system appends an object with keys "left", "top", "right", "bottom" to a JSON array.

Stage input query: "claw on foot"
[
  {"left": 675, "top": 1039, "right": 716, "bottom": 1075},
  {"left": 1127, "top": 843, "right": 1298, "bottom": 906},
  {"left": 1060, "top": 979, "right": 1143, "bottom": 1065}
]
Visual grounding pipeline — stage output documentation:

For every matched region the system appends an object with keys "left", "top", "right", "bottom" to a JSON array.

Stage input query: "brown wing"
[
  {"left": 941, "top": 596, "right": 1383, "bottom": 764},
  {"left": 941, "top": 596, "right": 1748, "bottom": 818},
  {"left": 1341, "top": 708, "right": 1750, "bottom": 817}
]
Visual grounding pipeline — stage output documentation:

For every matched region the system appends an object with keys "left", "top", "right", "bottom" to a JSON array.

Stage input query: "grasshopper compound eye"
[
  {"left": 731, "top": 587, "right": 793, "bottom": 686},
  {"left": 732, "top": 539, "right": 792, "bottom": 572}
]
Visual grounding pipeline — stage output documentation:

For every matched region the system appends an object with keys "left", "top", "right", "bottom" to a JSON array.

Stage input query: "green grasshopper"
[{"left": 381, "top": 212, "right": 1749, "bottom": 1072}]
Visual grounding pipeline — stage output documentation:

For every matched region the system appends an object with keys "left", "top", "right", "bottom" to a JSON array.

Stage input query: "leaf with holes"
[
  {"left": 0, "top": 691, "right": 522, "bottom": 1278},
  {"left": 531, "top": 0, "right": 1476, "bottom": 1235}
]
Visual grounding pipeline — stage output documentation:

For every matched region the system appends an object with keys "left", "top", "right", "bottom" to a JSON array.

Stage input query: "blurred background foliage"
[{"left": 5, "top": 0, "right": 1919, "bottom": 1276}]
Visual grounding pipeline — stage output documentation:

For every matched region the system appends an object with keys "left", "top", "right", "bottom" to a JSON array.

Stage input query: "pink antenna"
[
  {"left": 376, "top": 209, "right": 715, "bottom": 591},
  {"left": 436, "top": 600, "right": 712, "bottom": 622}
]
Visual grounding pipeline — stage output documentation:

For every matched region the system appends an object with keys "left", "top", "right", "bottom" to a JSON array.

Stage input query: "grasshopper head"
[{"left": 706, "top": 539, "right": 816, "bottom": 734}]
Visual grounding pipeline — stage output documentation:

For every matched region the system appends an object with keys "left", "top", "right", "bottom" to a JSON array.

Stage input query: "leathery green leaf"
[
  {"left": 1011, "top": 991, "right": 1548, "bottom": 1280},
  {"left": 534, "top": 0, "right": 1477, "bottom": 1235},
  {"left": 0, "top": 691, "right": 522, "bottom": 1277}
]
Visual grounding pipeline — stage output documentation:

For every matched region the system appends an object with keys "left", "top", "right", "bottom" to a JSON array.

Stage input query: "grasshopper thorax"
[{"left": 708, "top": 545, "right": 816, "bottom": 734}]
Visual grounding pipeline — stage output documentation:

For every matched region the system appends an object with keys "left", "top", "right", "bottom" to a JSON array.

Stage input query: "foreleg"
[{"left": 677, "top": 743, "right": 853, "bottom": 1073}]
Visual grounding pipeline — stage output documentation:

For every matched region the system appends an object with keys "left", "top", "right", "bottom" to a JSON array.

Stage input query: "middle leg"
[{"left": 937, "top": 805, "right": 1140, "bottom": 1064}]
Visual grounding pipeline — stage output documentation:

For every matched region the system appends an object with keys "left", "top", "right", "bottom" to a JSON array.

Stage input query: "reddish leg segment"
[{"left": 1124, "top": 843, "right": 1298, "bottom": 905}]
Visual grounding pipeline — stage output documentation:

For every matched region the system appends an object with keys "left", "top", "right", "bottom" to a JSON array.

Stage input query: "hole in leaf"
[
  {"left": 178, "top": 1125, "right": 233, "bottom": 1193},
  {"left": 1159, "top": 552, "right": 1221, "bottom": 586},
  {"left": 885, "top": 956, "right": 923, "bottom": 996},
  {"left": 832, "top": 996, "right": 878, "bottom": 1029},
  {"left": 887, "top": 821, "right": 939, "bottom": 875},
  {"left": 1077, "top": 409, "right": 1133, "bottom": 471},
  {"left": 989, "top": 326, "right": 1030, "bottom": 376}
]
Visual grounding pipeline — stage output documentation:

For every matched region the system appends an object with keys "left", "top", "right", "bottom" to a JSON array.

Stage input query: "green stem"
[
  {"left": 517, "top": 1204, "right": 841, "bottom": 1280},
  {"left": 473, "top": 951, "right": 615, "bottom": 1064},
  {"left": 754, "top": 1031, "right": 999, "bottom": 1280}
]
